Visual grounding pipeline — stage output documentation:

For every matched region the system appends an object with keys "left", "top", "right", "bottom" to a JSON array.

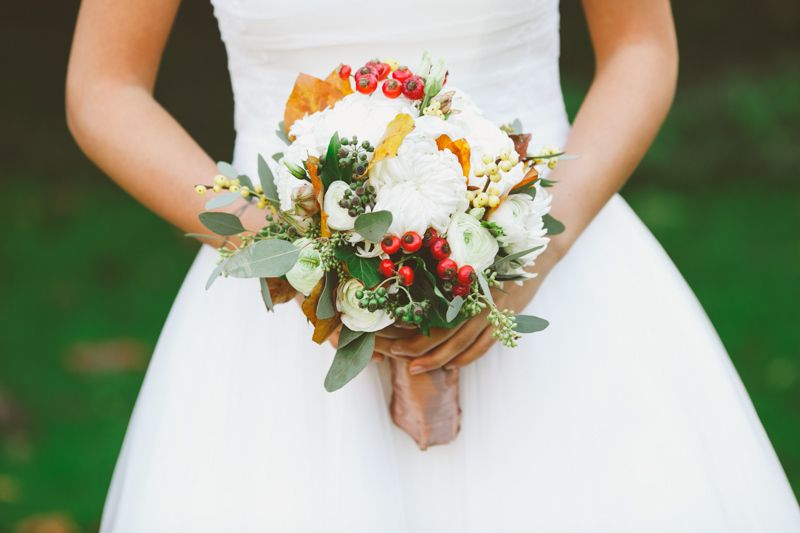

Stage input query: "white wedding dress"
[{"left": 100, "top": 0, "right": 800, "bottom": 531}]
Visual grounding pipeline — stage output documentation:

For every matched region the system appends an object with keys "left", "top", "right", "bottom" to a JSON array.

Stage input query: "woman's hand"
[{"left": 386, "top": 250, "right": 558, "bottom": 374}]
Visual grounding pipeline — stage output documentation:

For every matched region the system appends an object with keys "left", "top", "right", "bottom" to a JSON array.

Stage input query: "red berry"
[
  {"left": 356, "top": 65, "right": 379, "bottom": 77},
  {"left": 338, "top": 64, "right": 352, "bottom": 79},
  {"left": 375, "top": 62, "right": 392, "bottom": 80},
  {"left": 457, "top": 265, "right": 476, "bottom": 285},
  {"left": 402, "top": 76, "right": 425, "bottom": 100},
  {"left": 392, "top": 66, "right": 413, "bottom": 82},
  {"left": 401, "top": 231, "right": 423, "bottom": 253},
  {"left": 379, "top": 259, "right": 395, "bottom": 278},
  {"left": 451, "top": 283, "right": 470, "bottom": 297},
  {"left": 430, "top": 238, "right": 451, "bottom": 261},
  {"left": 398, "top": 265, "right": 415, "bottom": 286},
  {"left": 381, "top": 235, "right": 401, "bottom": 255},
  {"left": 356, "top": 74, "right": 378, "bottom": 94},
  {"left": 382, "top": 79, "right": 402, "bottom": 99},
  {"left": 422, "top": 228, "right": 438, "bottom": 247},
  {"left": 437, "top": 258, "right": 458, "bottom": 280}
]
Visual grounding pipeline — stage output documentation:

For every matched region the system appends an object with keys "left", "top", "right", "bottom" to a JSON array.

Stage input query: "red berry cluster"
[
  {"left": 379, "top": 228, "right": 476, "bottom": 296},
  {"left": 338, "top": 60, "right": 426, "bottom": 100}
]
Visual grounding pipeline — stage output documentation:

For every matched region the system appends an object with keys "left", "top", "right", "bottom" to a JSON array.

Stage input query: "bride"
[{"left": 66, "top": 0, "right": 800, "bottom": 531}]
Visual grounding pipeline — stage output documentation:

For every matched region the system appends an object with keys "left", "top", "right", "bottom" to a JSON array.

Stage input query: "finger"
[
  {"left": 371, "top": 352, "right": 385, "bottom": 362},
  {"left": 389, "top": 327, "right": 459, "bottom": 357},
  {"left": 408, "top": 321, "right": 487, "bottom": 374},
  {"left": 445, "top": 327, "right": 496, "bottom": 369}
]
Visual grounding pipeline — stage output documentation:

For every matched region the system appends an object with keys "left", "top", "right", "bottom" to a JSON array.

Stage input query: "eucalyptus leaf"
[
  {"left": 354, "top": 211, "right": 393, "bottom": 243},
  {"left": 257, "top": 154, "right": 280, "bottom": 201},
  {"left": 259, "top": 277, "right": 274, "bottom": 312},
  {"left": 324, "top": 332, "right": 375, "bottom": 392},
  {"left": 271, "top": 152, "right": 284, "bottom": 163},
  {"left": 316, "top": 271, "right": 337, "bottom": 320},
  {"left": 217, "top": 161, "right": 238, "bottom": 179},
  {"left": 237, "top": 174, "right": 254, "bottom": 190},
  {"left": 224, "top": 239, "right": 300, "bottom": 278},
  {"left": 446, "top": 296, "right": 464, "bottom": 322},
  {"left": 476, "top": 271, "right": 494, "bottom": 306},
  {"left": 276, "top": 121, "right": 291, "bottom": 145},
  {"left": 514, "top": 314, "right": 549, "bottom": 333},
  {"left": 491, "top": 245, "right": 544, "bottom": 270},
  {"left": 543, "top": 214, "right": 565, "bottom": 235},
  {"left": 205, "top": 261, "right": 226, "bottom": 290},
  {"left": 337, "top": 325, "right": 363, "bottom": 350},
  {"left": 199, "top": 212, "right": 246, "bottom": 236},
  {"left": 204, "top": 191, "right": 241, "bottom": 210}
]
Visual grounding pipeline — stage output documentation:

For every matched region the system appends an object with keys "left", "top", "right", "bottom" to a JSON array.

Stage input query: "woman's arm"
[
  {"left": 66, "top": 0, "right": 257, "bottom": 236},
  {"left": 384, "top": 0, "right": 679, "bottom": 371}
]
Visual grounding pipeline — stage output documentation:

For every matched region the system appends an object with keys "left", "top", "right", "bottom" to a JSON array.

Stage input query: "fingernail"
[
  {"left": 409, "top": 365, "right": 426, "bottom": 375},
  {"left": 444, "top": 364, "right": 455, "bottom": 371},
  {"left": 391, "top": 345, "right": 407, "bottom": 356}
]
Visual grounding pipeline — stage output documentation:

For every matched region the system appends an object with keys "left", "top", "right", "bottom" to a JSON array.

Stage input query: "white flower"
[
  {"left": 336, "top": 278, "right": 394, "bottom": 332},
  {"left": 284, "top": 238, "right": 324, "bottom": 296},
  {"left": 445, "top": 212, "right": 499, "bottom": 272},
  {"left": 369, "top": 134, "right": 468, "bottom": 236},
  {"left": 489, "top": 188, "right": 551, "bottom": 274},
  {"left": 323, "top": 180, "right": 356, "bottom": 231}
]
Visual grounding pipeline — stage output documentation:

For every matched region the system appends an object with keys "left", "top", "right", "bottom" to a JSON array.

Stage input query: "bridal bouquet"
[{"left": 193, "top": 54, "right": 566, "bottom": 448}]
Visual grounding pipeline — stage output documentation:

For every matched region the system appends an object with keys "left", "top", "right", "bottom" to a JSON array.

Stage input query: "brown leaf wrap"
[
  {"left": 266, "top": 277, "right": 297, "bottom": 304},
  {"left": 302, "top": 279, "right": 340, "bottom": 344}
]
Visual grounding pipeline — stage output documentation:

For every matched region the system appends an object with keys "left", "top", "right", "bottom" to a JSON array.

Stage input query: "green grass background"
[{"left": 1, "top": 1, "right": 798, "bottom": 530}]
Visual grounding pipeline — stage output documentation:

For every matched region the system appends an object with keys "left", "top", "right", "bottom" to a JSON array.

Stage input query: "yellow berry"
[
  {"left": 253, "top": 184, "right": 263, "bottom": 194},
  {"left": 509, "top": 152, "right": 520, "bottom": 165},
  {"left": 488, "top": 186, "right": 500, "bottom": 196},
  {"left": 386, "top": 59, "right": 399, "bottom": 71},
  {"left": 257, "top": 199, "right": 267, "bottom": 209},
  {"left": 240, "top": 186, "right": 250, "bottom": 198},
  {"left": 488, "top": 195, "right": 500, "bottom": 208},
  {"left": 474, "top": 168, "right": 485, "bottom": 178},
  {"left": 485, "top": 162, "right": 498, "bottom": 175},
  {"left": 489, "top": 173, "right": 502, "bottom": 183},
  {"left": 213, "top": 174, "right": 227, "bottom": 186},
  {"left": 231, "top": 178, "right": 241, "bottom": 187},
  {"left": 229, "top": 185, "right": 240, "bottom": 192},
  {"left": 475, "top": 192, "right": 489, "bottom": 207},
  {"left": 194, "top": 185, "right": 206, "bottom": 195},
  {"left": 548, "top": 160, "right": 558, "bottom": 170},
  {"left": 499, "top": 150, "right": 510, "bottom": 161},
  {"left": 499, "top": 161, "right": 514, "bottom": 172},
  {"left": 481, "top": 154, "right": 494, "bottom": 165},
  {"left": 466, "top": 190, "right": 476, "bottom": 201},
  {"left": 212, "top": 184, "right": 222, "bottom": 192}
]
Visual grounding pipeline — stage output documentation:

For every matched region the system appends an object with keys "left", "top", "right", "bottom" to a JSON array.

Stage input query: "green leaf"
[
  {"left": 334, "top": 247, "right": 381, "bottom": 287},
  {"left": 476, "top": 271, "right": 494, "bottom": 306},
  {"left": 320, "top": 132, "right": 342, "bottom": 188},
  {"left": 324, "top": 332, "right": 375, "bottom": 392},
  {"left": 237, "top": 174, "right": 254, "bottom": 190},
  {"left": 539, "top": 178, "right": 558, "bottom": 188},
  {"left": 316, "top": 270, "right": 337, "bottom": 320},
  {"left": 510, "top": 118, "right": 523, "bottom": 134},
  {"left": 353, "top": 211, "right": 393, "bottom": 243},
  {"left": 543, "top": 214, "right": 565, "bottom": 235},
  {"left": 257, "top": 154, "right": 280, "bottom": 201},
  {"left": 491, "top": 245, "right": 544, "bottom": 270},
  {"left": 337, "top": 325, "right": 363, "bottom": 350},
  {"left": 205, "top": 261, "right": 226, "bottom": 290},
  {"left": 204, "top": 191, "right": 241, "bottom": 210},
  {"left": 199, "top": 212, "right": 246, "bottom": 236},
  {"left": 411, "top": 257, "right": 448, "bottom": 302},
  {"left": 259, "top": 277, "right": 274, "bottom": 312},
  {"left": 272, "top": 152, "right": 284, "bottom": 163},
  {"left": 514, "top": 314, "right": 549, "bottom": 333},
  {"left": 217, "top": 161, "right": 238, "bottom": 179},
  {"left": 224, "top": 239, "right": 301, "bottom": 278},
  {"left": 276, "top": 121, "right": 291, "bottom": 145},
  {"left": 446, "top": 296, "right": 464, "bottom": 322}
]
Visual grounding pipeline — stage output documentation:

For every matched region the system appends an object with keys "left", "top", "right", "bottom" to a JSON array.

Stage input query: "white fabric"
[{"left": 100, "top": 0, "right": 800, "bottom": 531}]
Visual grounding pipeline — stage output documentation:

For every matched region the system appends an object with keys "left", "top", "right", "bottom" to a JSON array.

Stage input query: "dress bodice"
[{"left": 210, "top": 0, "right": 570, "bottom": 168}]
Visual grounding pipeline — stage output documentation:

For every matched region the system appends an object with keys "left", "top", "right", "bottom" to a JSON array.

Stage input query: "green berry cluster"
[
  {"left": 481, "top": 220, "right": 505, "bottom": 238},
  {"left": 315, "top": 233, "right": 350, "bottom": 276},
  {"left": 393, "top": 300, "right": 431, "bottom": 325},
  {"left": 259, "top": 212, "right": 299, "bottom": 240},
  {"left": 482, "top": 269, "right": 500, "bottom": 288},
  {"left": 339, "top": 181, "right": 377, "bottom": 217},
  {"left": 462, "top": 289, "right": 488, "bottom": 318},
  {"left": 338, "top": 136, "right": 374, "bottom": 179},
  {"left": 487, "top": 307, "right": 521, "bottom": 347},
  {"left": 356, "top": 287, "right": 389, "bottom": 311}
]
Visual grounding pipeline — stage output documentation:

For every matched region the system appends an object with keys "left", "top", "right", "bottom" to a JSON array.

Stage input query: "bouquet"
[{"left": 192, "top": 54, "right": 567, "bottom": 448}]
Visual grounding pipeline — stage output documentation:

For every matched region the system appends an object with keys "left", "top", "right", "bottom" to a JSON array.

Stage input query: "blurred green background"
[{"left": 1, "top": 1, "right": 798, "bottom": 530}]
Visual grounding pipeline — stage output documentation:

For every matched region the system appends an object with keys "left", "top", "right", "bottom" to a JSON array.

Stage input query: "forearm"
[{"left": 547, "top": 42, "right": 677, "bottom": 258}]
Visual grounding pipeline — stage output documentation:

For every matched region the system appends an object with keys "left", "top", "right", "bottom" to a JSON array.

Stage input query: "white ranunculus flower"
[
  {"left": 336, "top": 278, "right": 394, "bottom": 333},
  {"left": 323, "top": 180, "right": 356, "bottom": 231},
  {"left": 369, "top": 134, "right": 468, "bottom": 236},
  {"left": 446, "top": 212, "right": 499, "bottom": 272},
  {"left": 284, "top": 238, "right": 324, "bottom": 296},
  {"left": 489, "top": 187, "right": 551, "bottom": 272}
]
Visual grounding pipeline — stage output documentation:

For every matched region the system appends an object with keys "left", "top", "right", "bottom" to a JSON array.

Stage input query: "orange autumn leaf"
[
  {"left": 436, "top": 134, "right": 471, "bottom": 179},
  {"left": 283, "top": 73, "right": 345, "bottom": 136},
  {"left": 510, "top": 164, "right": 539, "bottom": 192},
  {"left": 324, "top": 67, "right": 354, "bottom": 96},
  {"left": 306, "top": 156, "right": 331, "bottom": 238},
  {"left": 266, "top": 277, "right": 297, "bottom": 304},
  {"left": 368, "top": 113, "right": 415, "bottom": 170},
  {"left": 302, "top": 278, "right": 341, "bottom": 344}
]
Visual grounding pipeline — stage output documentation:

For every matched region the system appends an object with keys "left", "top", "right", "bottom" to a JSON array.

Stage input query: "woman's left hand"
[{"left": 385, "top": 254, "right": 556, "bottom": 374}]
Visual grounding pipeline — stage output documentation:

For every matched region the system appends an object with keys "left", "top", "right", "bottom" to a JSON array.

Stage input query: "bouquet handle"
[{"left": 388, "top": 358, "right": 461, "bottom": 450}]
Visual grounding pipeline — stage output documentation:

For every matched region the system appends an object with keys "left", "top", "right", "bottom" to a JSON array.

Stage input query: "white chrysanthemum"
[
  {"left": 369, "top": 133, "right": 469, "bottom": 236},
  {"left": 336, "top": 278, "right": 394, "bottom": 332},
  {"left": 488, "top": 186, "right": 551, "bottom": 278}
]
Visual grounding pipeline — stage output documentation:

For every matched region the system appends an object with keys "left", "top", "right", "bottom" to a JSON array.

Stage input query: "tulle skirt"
[{"left": 100, "top": 195, "right": 800, "bottom": 532}]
